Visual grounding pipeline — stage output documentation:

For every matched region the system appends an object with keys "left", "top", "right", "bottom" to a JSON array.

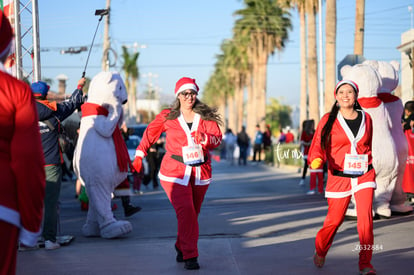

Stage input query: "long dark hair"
[
  {"left": 320, "top": 100, "right": 361, "bottom": 150},
  {"left": 165, "top": 98, "right": 223, "bottom": 126}
]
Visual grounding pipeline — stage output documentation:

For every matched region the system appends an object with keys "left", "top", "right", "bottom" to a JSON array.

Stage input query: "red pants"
[
  {"left": 315, "top": 188, "right": 374, "bottom": 270},
  {"left": 160, "top": 171, "right": 209, "bottom": 260},
  {"left": 0, "top": 221, "right": 18, "bottom": 275},
  {"left": 309, "top": 170, "right": 324, "bottom": 193}
]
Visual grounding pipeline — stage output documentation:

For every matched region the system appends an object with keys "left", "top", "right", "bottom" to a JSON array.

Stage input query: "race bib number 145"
[{"left": 344, "top": 153, "right": 368, "bottom": 175}]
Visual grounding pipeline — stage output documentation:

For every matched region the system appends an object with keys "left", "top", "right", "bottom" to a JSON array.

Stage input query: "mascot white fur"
[
  {"left": 73, "top": 71, "right": 133, "bottom": 238},
  {"left": 367, "top": 60, "right": 412, "bottom": 214},
  {"left": 341, "top": 63, "right": 398, "bottom": 218}
]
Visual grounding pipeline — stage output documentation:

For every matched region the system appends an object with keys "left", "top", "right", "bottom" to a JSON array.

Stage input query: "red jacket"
[
  {"left": 308, "top": 110, "right": 376, "bottom": 198},
  {"left": 0, "top": 68, "right": 45, "bottom": 246},
  {"left": 136, "top": 109, "right": 222, "bottom": 186}
]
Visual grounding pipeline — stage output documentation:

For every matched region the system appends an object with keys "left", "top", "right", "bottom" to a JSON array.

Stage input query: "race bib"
[
  {"left": 182, "top": 144, "right": 204, "bottom": 165},
  {"left": 343, "top": 153, "right": 368, "bottom": 175}
]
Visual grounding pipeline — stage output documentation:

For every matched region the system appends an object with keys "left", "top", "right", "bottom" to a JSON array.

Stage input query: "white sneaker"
[
  {"left": 306, "top": 190, "right": 316, "bottom": 195},
  {"left": 299, "top": 179, "right": 305, "bottom": 186},
  {"left": 44, "top": 240, "right": 60, "bottom": 250}
]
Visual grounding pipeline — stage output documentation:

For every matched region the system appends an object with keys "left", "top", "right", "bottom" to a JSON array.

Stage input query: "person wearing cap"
[
  {"left": 308, "top": 80, "right": 377, "bottom": 275},
  {"left": 132, "top": 77, "right": 222, "bottom": 270},
  {"left": 0, "top": 10, "right": 46, "bottom": 275},
  {"left": 32, "top": 77, "right": 86, "bottom": 250}
]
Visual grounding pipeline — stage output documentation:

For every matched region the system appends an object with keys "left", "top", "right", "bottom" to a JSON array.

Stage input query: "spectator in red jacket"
[{"left": 285, "top": 128, "right": 295, "bottom": 143}]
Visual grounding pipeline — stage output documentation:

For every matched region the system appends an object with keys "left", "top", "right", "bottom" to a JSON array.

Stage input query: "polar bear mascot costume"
[
  {"left": 365, "top": 60, "right": 412, "bottom": 214},
  {"left": 341, "top": 63, "right": 398, "bottom": 218},
  {"left": 73, "top": 71, "right": 133, "bottom": 238}
]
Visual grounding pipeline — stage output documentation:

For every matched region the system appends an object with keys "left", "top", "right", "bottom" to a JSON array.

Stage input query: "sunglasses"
[{"left": 180, "top": 91, "right": 198, "bottom": 99}]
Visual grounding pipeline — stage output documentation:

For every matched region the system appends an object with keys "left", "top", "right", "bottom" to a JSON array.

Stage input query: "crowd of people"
[{"left": 220, "top": 123, "right": 297, "bottom": 166}]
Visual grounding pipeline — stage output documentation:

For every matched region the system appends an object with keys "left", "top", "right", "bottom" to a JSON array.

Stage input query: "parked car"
[
  {"left": 127, "top": 124, "right": 148, "bottom": 139},
  {"left": 125, "top": 135, "right": 149, "bottom": 176}
]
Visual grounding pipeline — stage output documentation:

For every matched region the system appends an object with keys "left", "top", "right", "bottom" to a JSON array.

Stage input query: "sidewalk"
[{"left": 17, "top": 160, "right": 414, "bottom": 274}]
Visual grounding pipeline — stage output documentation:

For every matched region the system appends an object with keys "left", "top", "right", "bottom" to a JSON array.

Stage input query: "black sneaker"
[
  {"left": 124, "top": 205, "right": 142, "bottom": 217},
  {"left": 175, "top": 245, "right": 184, "bottom": 262},
  {"left": 184, "top": 257, "right": 200, "bottom": 270}
]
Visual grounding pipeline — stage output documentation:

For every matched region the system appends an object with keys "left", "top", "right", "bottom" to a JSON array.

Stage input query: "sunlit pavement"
[{"left": 17, "top": 158, "right": 414, "bottom": 275}]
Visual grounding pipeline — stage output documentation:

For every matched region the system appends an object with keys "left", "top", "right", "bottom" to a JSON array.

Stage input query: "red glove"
[
  {"left": 191, "top": 131, "right": 206, "bottom": 145},
  {"left": 132, "top": 157, "right": 143, "bottom": 173}
]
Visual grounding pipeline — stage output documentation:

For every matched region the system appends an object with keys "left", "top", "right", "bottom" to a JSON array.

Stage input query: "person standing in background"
[
  {"left": 299, "top": 120, "right": 315, "bottom": 186},
  {"left": 0, "top": 10, "right": 45, "bottom": 274},
  {"left": 237, "top": 126, "right": 250, "bottom": 165},
  {"left": 224, "top": 128, "right": 237, "bottom": 165},
  {"left": 285, "top": 127, "right": 295, "bottom": 143},
  {"left": 32, "top": 78, "right": 86, "bottom": 250},
  {"left": 252, "top": 124, "right": 263, "bottom": 162}
]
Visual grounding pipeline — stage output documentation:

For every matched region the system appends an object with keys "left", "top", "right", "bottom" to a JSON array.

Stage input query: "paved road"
[{"left": 17, "top": 160, "right": 414, "bottom": 275}]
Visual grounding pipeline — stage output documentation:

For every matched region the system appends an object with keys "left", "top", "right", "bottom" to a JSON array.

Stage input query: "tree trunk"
[
  {"left": 131, "top": 77, "right": 138, "bottom": 123},
  {"left": 299, "top": 5, "right": 308, "bottom": 131},
  {"left": 307, "top": 5, "right": 320, "bottom": 123},
  {"left": 324, "top": 0, "right": 337, "bottom": 113},
  {"left": 236, "top": 84, "right": 244, "bottom": 132},
  {"left": 227, "top": 92, "right": 236, "bottom": 132},
  {"left": 246, "top": 69, "right": 256, "bottom": 141},
  {"left": 354, "top": 0, "right": 365, "bottom": 56}
]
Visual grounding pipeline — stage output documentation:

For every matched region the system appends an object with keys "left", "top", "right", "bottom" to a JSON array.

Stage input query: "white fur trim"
[
  {"left": 19, "top": 227, "right": 42, "bottom": 247},
  {"left": 135, "top": 150, "right": 145, "bottom": 158},
  {"left": 158, "top": 171, "right": 211, "bottom": 186},
  {"left": 175, "top": 83, "right": 198, "bottom": 96},
  {"left": 325, "top": 190, "right": 353, "bottom": 198},
  {"left": 325, "top": 181, "right": 376, "bottom": 198},
  {"left": 309, "top": 169, "right": 324, "bottom": 173},
  {"left": 353, "top": 181, "right": 376, "bottom": 193},
  {"left": 0, "top": 205, "right": 20, "bottom": 227}
]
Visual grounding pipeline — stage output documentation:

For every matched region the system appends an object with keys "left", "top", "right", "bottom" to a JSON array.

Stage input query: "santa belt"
[
  {"left": 171, "top": 154, "right": 208, "bottom": 167},
  {"left": 332, "top": 164, "right": 373, "bottom": 178}
]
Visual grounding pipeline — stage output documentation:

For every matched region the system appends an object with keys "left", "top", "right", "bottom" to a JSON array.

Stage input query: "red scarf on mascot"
[{"left": 81, "top": 103, "right": 131, "bottom": 172}]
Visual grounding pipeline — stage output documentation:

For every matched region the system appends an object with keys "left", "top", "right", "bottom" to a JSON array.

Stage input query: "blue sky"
[{"left": 35, "top": 0, "right": 414, "bottom": 107}]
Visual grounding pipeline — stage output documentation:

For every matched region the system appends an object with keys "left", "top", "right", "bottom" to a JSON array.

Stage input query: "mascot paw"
[
  {"left": 375, "top": 207, "right": 391, "bottom": 218},
  {"left": 390, "top": 204, "right": 413, "bottom": 213},
  {"left": 345, "top": 208, "right": 357, "bottom": 218},
  {"left": 100, "top": 220, "right": 132, "bottom": 239},
  {"left": 82, "top": 222, "right": 101, "bottom": 237}
]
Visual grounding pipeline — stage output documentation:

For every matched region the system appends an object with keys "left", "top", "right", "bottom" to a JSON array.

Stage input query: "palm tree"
[
  {"left": 279, "top": 0, "right": 307, "bottom": 131},
  {"left": 354, "top": 0, "right": 365, "bottom": 56},
  {"left": 305, "top": 0, "right": 320, "bottom": 123},
  {"left": 233, "top": 0, "right": 292, "bottom": 138},
  {"left": 324, "top": 0, "right": 337, "bottom": 113},
  {"left": 121, "top": 46, "right": 140, "bottom": 123},
  {"left": 220, "top": 38, "right": 250, "bottom": 132}
]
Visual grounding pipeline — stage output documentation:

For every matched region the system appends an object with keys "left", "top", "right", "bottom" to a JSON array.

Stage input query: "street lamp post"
[{"left": 409, "top": 6, "right": 414, "bottom": 94}]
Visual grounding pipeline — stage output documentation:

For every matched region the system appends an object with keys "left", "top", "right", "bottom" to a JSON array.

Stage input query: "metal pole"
[
  {"left": 13, "top": 0, "right": 22, "bottom": 79},
  {"left": 318, "top": 0, "right": 324, "bottom": 117},
  {"left": 409, "top": 6, "right": 414, "bottom": 94},
  {"left": 101, "top": 0, "right": 111, "bottom": 71},
  {"left": 32, "top": 0, "right": 41, "bottom": 82}
]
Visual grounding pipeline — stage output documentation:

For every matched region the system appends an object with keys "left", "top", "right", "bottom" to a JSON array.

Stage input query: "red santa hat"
[
  {"left": 0, "top": 10, "right": 13, "bottom": 60},
  {"left": 334, "top": 79, "right": 359, "bottom": 97},
  {"left": 174, "top": 77, "right": 199, "bottom": 97}
]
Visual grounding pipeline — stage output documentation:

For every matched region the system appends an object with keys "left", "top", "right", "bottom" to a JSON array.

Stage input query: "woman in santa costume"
[
  {"left": 132, "top": 77, "right": 222, "bottom": 270},
  {"left": 308, "top": 80, "right": 377, "bottom": 275},
  {"left": 0, "top": 10, "right": 45, "bottom": 275}
]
